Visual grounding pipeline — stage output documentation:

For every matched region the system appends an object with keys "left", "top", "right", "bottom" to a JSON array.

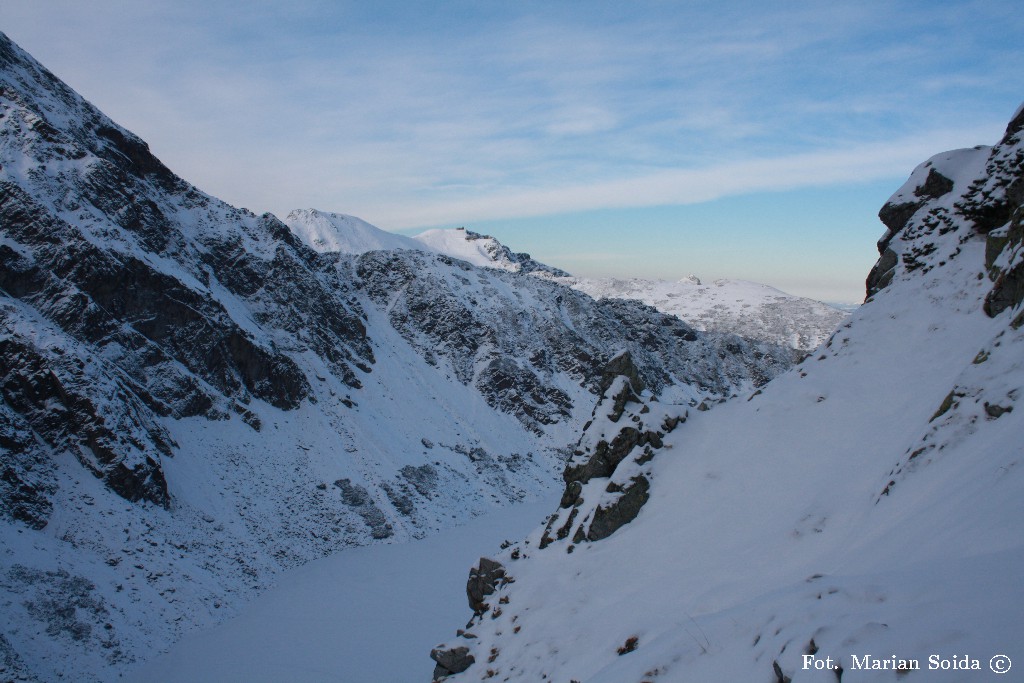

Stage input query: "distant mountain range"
[
  {"left": 555, "top": 275, "right": 848, "bottom": 351},
  {"left": 284, "top": 208, "right": 849, "bottom": 352}
]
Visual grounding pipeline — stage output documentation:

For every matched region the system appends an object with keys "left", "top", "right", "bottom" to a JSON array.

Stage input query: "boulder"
[
  {"left": 466, "top": 557, "right": 506, "bottom": 615},
  {"left": 430, "top": 645, "right": 475, "bottom": 681}
]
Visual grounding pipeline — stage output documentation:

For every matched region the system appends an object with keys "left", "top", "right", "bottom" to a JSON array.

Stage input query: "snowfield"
[{"left": 126, "top": 497, "right": 557, "bottom": 683}]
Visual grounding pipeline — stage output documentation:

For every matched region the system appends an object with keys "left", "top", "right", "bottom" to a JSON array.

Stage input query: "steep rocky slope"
[
  {"left": 429, "top": 107, "right": 1024, "bottom": 682},
  {"left": 0, "top": 32, "right": 796, "bottom": 681}
]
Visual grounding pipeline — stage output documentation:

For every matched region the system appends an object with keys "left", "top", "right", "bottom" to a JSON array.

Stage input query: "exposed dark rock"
[
  {"left": 0, "top": 315, "right": 171, "bottom": 508},
  {"left": 563, "top": 426, "right": 642, "bottom": 491},
  {"left": 0, "top": 31, "right": 387, "bottom": 518},
  {"left": 983, "top": 215, "right": 1024, "bottom": 317},
  {"left": 333, "top": 478, "right": 369, "bottom": 507},
  {"left": 333, "top": 479, "right": 393, "bottom": 539},
  {"left": 930, "top": 389, "right": 962, "bottom": 422},
  {"left": 455, "top": 227, "right": 571, "bottom": 277},
  {"left": 984, "top": 402, "right": 1013, "bottom": 418},
  {"left": 985, "top": 260, "right": 1024, "bottom": 317},
  {"left": 616, "top": 635, "right": 639, "bottom": 655},
  {"left": 474, "top": 356, "right": 572, "bottom": 432},
  {"left": 587, "top": 475, "right": 650, "bottom": 541},
  {"left": 555, "top": 506, "right": 579, "bottom": 541},
  {"left": 0, "top": 632, "right": 36, "bottom": 683},
  {"left": 2, "top": 564, "right": 124, "bottom": 665},
  {"left": 382, "top": 483, "right": 416, "bottom": 517},
  {"left": 866, "top": 247, "right": 900, "bottom": 297},
  {"left": 773, "top": 659, "right": 792, "bottom": 683},
  {"left": 957, "top": 115, "right": 1024, "bottom": 235},
  {"left": 560, "top": 480, "right": 583, "bottom": 509},
  {"left": 400, "top": 464, "right": 439, "bottom": 499},
  {"left": 914, "top": 168, "right": 955, "bottom": 200},
  {"left": 355, "top": 249, "right": 793, "bottom": 434},
  {"left": 878, "top": 201, "right": 922, "bottom": 246},
  {"left": 0, "top": 29, "right": 807, "bottom": 681},
  {"left": 598, "top": 350, "right": 645, "bottom": 396},
  {"left": 869, "top": 168, "right": 957, "bottom": 298},
  {"left": 466, "top": 557, "right": 506, "bottom": 615},
  {"left": 985, "top": 229, "right": 1011, "bottom": 277},
  {"left": 430, "top": 645, "right": 475, "bottom": 681},
  {"left": 0, "top": 399, "right": 56, "bottom": 529}
]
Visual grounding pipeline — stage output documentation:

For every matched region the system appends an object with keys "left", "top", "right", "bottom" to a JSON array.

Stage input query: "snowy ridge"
[
  {"left": 428, "top": 107, "right": 1024, "bottom": 682},
  {"left": 557, "top": 275, "right": 848, "bottom": 351},
  {"left": 413, "top": 227, "right": 570, "bottom": 277},
  {"left": 284, "top": 208, "right": 425, "bottom": 255},
  {"left": 413, "top": 228, "right": 520, "bottom": 271}
]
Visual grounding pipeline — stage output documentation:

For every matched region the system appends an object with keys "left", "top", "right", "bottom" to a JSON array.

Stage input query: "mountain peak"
[
  {"left": 284, "top": 208, "right": 424, "bottom": 255},
  {"left": 412, "top": 228, "right": 570, "bottom": 276}
]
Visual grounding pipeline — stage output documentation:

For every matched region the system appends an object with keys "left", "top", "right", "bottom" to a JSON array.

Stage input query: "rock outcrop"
[
  {"left": 540, "top": 353, "right": 686, "bottom": 549},
  {"left": 431, "top": 644, "right": 476, "bottom": 681}
]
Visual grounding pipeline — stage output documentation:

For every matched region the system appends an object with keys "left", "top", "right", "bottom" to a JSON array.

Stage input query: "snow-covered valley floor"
[{"left": 124, "top": 497, "right": 556, "bottom": 683}]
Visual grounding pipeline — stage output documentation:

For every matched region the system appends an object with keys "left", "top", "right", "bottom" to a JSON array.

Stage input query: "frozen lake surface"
[{"left": 127, "top": 497, "right": 555, "bottom": 683}]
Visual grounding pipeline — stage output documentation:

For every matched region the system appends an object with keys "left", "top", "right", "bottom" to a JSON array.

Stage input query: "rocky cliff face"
[
  {"left": 868, "top": 105, "right": 1024, "bottom": 305},
  {"left": 0, "top": 32, "right": 800, "bottom": 681},
  {"left": 353, "top": 249, "right": 794, "bottom": 434},
  {"left": 428, "top": 107, "right": 1024, "bottom": 682}
]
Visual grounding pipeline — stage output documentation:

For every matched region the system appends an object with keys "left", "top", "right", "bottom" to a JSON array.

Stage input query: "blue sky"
[{"left": 2, "top": 1, "right": 1021, "bottom": 301}]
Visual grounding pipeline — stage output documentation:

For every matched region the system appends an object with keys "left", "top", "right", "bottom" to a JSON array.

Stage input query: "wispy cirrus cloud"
[
  {"left": 1, "top": 0, "right": 1021, "bottom": 232},
  {"left": 354, "top": 123, "right": 1005, "bottom": 228}
]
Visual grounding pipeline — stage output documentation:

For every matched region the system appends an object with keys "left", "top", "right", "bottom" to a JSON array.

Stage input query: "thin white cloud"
[
  {"left": 354, "top": 124, "right": 1004, "bottom": 228},
  {"left": 1, "top": 0, "right": 1021, "bottom": 233}
]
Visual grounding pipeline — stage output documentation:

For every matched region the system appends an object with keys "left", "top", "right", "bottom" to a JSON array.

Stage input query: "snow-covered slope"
[
  {"left": 559, "top": 275, "right": 848, "bottom": 351},
  {"left": 284, "top": 208, "right": 425, "bottom": 255},
  {"left": 429, "top": 108, "right": 1024, "bottom": 682},
  {"left": 413, "top": 227, "right": 570, "bottom": 276},
  {"left": 0, "top": 32, "right": 795, "bottom": 682}
]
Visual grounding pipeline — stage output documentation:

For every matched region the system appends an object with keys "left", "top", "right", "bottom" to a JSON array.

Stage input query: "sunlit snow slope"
[
  {"left": 430, "top": 107, "right": 1024, "bottom": 682},
  {"left": 284, "top": 208, "right": 424, "bottom": 255}
]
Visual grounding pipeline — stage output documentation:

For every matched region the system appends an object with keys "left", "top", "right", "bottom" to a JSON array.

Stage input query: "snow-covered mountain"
[
  {"left": 412, "top": 227, "right": 570, "bottom": 277},
  {"left": 356, "top": 221, "right": 845, "bottom": 352},
  {"left": 557, "top": 275, "right": 849, "bottom": 351},
  {"left": 0, "top": 33, "right": 798, "bottom": 682},
  {"left": 284, "top": 212, "right": 570, "bottom": 278},
  {"left": 428, "top": 107, "right": 1024, "bottom": 681},
  {"left": 284, "top": 208, "right": 424, "bottom": 254},
  {"left": 286, "top": 210, "right": 845, "bottom": 352}
]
